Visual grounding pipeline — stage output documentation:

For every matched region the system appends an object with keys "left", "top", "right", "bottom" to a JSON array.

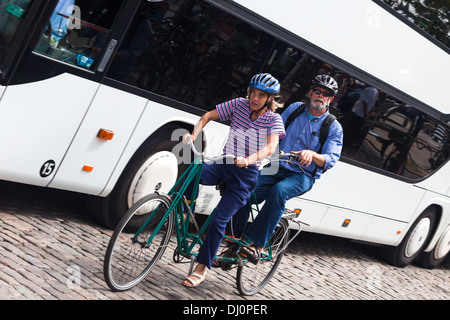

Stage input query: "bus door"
[{"left": 0, "top": 0, "right": 140, "bottom": 187}]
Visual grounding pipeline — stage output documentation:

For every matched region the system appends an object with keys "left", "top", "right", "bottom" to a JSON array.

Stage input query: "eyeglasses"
[{"left": 311, "top": 88, "right": 333, "bottom": 98}]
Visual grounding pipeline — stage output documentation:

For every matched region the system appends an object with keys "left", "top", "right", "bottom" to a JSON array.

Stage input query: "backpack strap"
[
  {"left": 318, "top": 113, "right": 336, "bottom": 154},
  {"left": 284, "top": 104, "right": 306, "bottom": 131},
  {"left": 312, "top": 113, "right": 336, "bottom": 177}
]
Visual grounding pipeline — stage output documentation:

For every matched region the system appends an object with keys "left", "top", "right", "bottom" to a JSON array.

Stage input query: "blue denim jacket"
[{"left": 279, "top": 102, "right": 343, "bottom": 179}]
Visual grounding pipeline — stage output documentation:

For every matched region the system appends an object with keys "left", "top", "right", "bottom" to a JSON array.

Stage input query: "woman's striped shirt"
[{"left": 216, "top": 97, "right": 285, "bottom": 164}]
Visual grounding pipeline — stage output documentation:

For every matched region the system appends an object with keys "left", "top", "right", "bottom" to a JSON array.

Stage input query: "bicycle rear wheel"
[
  {"left": 103, "top": 193, "right": 174, "bottom": 291},
  {"left": 236, "top": 218, "right": 289, "bottom": 295}
]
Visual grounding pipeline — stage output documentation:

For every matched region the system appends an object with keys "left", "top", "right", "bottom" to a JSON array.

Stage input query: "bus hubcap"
[
  {"left": 434, "top": 225, "right": 450, "bottom": 260},
  {"left": 405, "top": 218, "right": 431, "bottom": 258},
  {"left": 127, "top": 151, "right": 178, "bottom": 214}
]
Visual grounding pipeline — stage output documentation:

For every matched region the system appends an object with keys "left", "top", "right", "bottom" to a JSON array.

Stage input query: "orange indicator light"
[
  {"left": 82, "top": 165, "right": 94, "bottom": 172},
  {"left": 97, "top": 128, "right": 114, "bottom": 140},
  {"left": 293, "top": 208, "right": 301, "bottom": 218}
]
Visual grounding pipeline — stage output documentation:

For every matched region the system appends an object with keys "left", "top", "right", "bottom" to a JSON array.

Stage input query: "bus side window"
[
  {"left": 32, "top": 0, "right": 120, "bottom": 71},
  {"left": 338, "top": 85, "right": 450, "bottom": 180},
  {"left": 106, "top": 1, "right": 153, "bottom": 82}
]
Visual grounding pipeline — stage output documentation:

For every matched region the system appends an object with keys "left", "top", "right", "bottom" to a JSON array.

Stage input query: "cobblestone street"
[{"left": 0, "top": 181, "right": 448, "bottom": 303}]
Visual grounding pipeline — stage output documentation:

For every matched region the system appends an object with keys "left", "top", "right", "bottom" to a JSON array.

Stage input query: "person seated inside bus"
[
  {"left": 181, "top": 73, "right": 286, "bottom": 288},
  {"left": 337, "top": 79, "right": 365, "bottom": 115},
  {"left": 343, "top": 86, "right": 379, "bottom": 148},
  {"left": 230, "top": 74, "right": 343, "bottom": 263}
]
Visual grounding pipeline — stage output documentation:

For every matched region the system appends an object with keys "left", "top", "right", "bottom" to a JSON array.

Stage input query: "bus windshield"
[{"left": 0, "top": 0, "right": 32, "bottom": 68}]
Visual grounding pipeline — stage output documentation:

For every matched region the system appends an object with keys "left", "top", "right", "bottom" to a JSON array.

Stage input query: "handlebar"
[
  {"left": 186, "top": 136, "right": 236, "bottom": 162},
  {"left": 186, "top": 137, "right": 305, "bottom": 173},
  {"left": 266, "top": 150, "right": 305, "bottom": 173},
  {"left": 267, "top": 150, "right": 298, "bottom": 162}
]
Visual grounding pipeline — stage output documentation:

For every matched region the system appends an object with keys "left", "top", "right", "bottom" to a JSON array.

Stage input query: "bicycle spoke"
[
  {"left": 104, "top": 194, "right": 174, "bottom": 291},
  {"left": 236, "top": 219, "right": 289, "bottom": 295}
]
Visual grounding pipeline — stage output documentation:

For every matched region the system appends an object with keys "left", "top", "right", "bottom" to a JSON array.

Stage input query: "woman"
[{"left": 182, "top": 73, "right": 285, "bottom": 288}]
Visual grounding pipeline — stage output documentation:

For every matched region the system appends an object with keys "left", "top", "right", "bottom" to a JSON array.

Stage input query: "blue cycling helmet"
[{"left": 249, "top": 73, "right": 280, "bottom": 94}]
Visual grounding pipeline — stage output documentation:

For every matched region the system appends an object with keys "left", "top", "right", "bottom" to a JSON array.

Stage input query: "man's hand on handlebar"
[{"left": 291, "top": 150, "right": 314, "bottom": 167}]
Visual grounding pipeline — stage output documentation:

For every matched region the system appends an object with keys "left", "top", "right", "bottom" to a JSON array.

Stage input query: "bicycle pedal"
[
  {"left": 239, "top": 253, "right": 258, "bottom": 265},
  {"left": 239, "top": 248, "right": 259, "bottom": 265}
]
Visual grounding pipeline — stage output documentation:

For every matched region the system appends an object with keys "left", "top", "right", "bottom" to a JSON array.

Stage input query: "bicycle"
[{"left": 103, "top": 137, "right": 306, "bottom": 295}]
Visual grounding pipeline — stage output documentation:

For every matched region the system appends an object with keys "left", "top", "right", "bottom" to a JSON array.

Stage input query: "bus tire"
[
  {"left": 417, "top": 223, "right": 450, "bottom": 269},
  {"left": 380, "top": 207, "right": 436, "bottom": 268},
  {"left": 89, "top": 126, "right": 187, "bottom": 229}
]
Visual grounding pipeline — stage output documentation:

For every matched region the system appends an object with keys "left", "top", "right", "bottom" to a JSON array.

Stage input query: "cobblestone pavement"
[{"left": 0, "top": 181, "right": 448, "bottom": 302}]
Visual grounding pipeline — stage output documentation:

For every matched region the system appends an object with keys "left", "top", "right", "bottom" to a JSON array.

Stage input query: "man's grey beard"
[{"left": 310, "top": 100, "right": 327, "bottom": 111}]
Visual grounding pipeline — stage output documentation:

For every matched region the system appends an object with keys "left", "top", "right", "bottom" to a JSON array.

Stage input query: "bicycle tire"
[
  {"left": 103, "top": 193, "right": 174, "bottom": 291},
  {"left": 236, "top": 218, "right": 289, "bottom": 295}
]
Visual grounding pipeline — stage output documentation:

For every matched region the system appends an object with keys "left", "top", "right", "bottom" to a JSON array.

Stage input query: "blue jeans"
[
  {"left": 185, "top": 162, "right": 258, "bottom": 269},
  {"left": 233, "top": 166, "right": 314, "bottom": 248}
]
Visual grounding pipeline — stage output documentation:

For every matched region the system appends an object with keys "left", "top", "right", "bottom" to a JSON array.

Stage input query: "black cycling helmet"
[{"left": 311, "top": 74, "right": 338, "bottom": 96}]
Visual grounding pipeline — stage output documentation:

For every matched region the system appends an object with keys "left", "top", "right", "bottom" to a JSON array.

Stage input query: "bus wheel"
[
  {"left": 381, "top": 207, "right": 436, "bottom": 267},
  {"left": 417, "top": 224, "right": 450, "bottom": 269},
  {"left": 90, "top": 128, "right": 185, "bottom": 229}
]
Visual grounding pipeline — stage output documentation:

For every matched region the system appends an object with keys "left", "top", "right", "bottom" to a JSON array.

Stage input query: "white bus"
[{"left": 0, "top": 0, "right": 449, "bottom": 268}]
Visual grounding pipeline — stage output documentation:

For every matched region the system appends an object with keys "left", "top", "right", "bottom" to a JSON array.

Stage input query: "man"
[{"left": 233, "top": 74, "right": 344, "bottom": 261}]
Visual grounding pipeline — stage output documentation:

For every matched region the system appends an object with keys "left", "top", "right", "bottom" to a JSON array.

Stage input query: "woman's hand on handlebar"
[
  {"left": 183, "top": 133, "right": 195, "bottom": 145},
  {"left": 234, "top": 156, "right": 249, "bottom": 168},
  {"left": 183, "top": 132, "right": 238, "bottom": 163}
]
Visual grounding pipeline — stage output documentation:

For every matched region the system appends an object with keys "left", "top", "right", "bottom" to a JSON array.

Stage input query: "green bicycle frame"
[
  {"left": 134, "top": 156, "right": 203, "bottom": 247},
  {"left": 134, "top": 155, "right": 274, "bottom": 263}
]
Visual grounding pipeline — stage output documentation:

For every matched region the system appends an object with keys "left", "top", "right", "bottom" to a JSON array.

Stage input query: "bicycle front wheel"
[
  {"left": 236, "top": 218, "right": 289, "bottom": 295},
  {"left": 103, "top": 193, "right": 174, "bottom": 291}
]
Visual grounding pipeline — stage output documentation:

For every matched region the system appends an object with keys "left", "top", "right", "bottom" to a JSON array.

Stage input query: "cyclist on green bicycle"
[
  {"left": 233, "top": 74, "right": 343, "bottom": 261},
  {"left": 181, "top": 73, "right": 286, "bottom": 288}
]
